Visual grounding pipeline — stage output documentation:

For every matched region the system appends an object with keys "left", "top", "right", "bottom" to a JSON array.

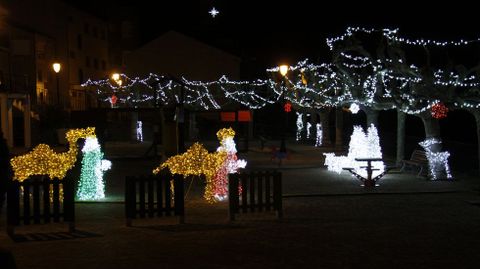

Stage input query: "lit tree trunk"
[
  {"left": 364, "top": 107, "right": 379, "bottom": 127},
  {"left": 420, "top": 112, "right": 442, "bottom": 151},
  {"left": 396, "top": 110, "right": 406, "bottom": 166},
  {"left": 319, "top": 108, "right": 331, "bottom": 145},
  {"left": 335, "top": 107, "right": 343, "bottom": 149},
  {"left": 471, "top": 109, "right": 480, "bottom": 175}
]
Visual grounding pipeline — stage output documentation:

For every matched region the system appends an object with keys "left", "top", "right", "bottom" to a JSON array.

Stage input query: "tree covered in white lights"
[
  {"left": 76, "top": 137, "right": 112, "bottom": 201},
  {"left": 83, "top": 28, "right": 480, "bottom": 173}
]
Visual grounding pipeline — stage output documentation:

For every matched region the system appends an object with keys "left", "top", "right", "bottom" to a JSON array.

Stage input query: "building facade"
[{"left": 0, "top": 0, "right": 110, "bottom": 147}]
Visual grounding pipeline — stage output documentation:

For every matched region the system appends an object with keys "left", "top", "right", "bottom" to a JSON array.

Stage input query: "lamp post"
[
  {"left": 52, "top": 62, "right": 61, "bottom": 106},
  {"left": 279, "top": 64, "right": 289, "bottom": 156}
]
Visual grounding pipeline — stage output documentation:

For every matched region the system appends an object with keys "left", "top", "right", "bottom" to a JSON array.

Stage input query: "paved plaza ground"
[{"left": 1, "top": 140, "right": 480, "bottom": 268}]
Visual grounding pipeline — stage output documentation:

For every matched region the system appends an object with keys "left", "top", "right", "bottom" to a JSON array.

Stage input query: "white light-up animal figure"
[{"left": 419, "top": 138, "right": 452, "bottom": 180}]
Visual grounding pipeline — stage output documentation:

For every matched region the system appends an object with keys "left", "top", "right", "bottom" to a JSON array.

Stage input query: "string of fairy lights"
[{"left": 82, "top": 27, "right": 480, "bottom": 114}]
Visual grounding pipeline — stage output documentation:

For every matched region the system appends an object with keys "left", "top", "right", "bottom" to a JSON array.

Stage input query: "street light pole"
[
  {"left": 52, "top": 62, "right": 61, "bottom": 106},
  {"left": 279, "top": 65, "right": 289, "bottom": 156}
]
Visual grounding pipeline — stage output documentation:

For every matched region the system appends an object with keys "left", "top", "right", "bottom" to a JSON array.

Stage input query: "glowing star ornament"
[
  {"left": 209, "top": 7, "right": 219, "bottom": 18},
  {"left": 76, "top": 137, "right": 112, "bottom": 201},
  {"left": 349, "top": 103, "right": 360, "bottom": 114}
]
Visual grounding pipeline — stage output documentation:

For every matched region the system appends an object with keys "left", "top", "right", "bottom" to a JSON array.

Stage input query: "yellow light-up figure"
[
  {"left": 153, "top": 128, "right": 246, "bottom": 203},
  {"left": 11, "top": 127, "right": 96, "bottom": 181}
]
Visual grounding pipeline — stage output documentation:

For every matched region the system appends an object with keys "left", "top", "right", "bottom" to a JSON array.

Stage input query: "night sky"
[{"left": 66, "top": 0, "right": 480, "bottom": 73}]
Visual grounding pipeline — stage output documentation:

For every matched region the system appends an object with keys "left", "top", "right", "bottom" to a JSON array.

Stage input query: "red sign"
[
  {"left": 110, "top": 95, "right": 117, "bottom": 105},
  {"left": 238, "top": 110, "right": 251, "bottom": 122},
  {"left": 220, "top": 112, "right": 236, "bottom": 122},
  {"left": 284, "top": 102, "right": 292, "bottom": 113}
]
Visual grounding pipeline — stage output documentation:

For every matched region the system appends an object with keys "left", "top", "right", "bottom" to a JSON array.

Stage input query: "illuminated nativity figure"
[{"left": 153, "top": 128, "right": 246, "bottom": 203}]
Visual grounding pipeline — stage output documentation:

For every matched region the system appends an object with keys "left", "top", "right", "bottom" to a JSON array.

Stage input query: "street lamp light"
[
  {"left": 279, "top": 64, "right": 289, "bottom": 77},
  {"left": 52, "top": 62, "right": 61, "bottom": 106},
  {"left": 111, "top": 73, "right": 120, "bottom": 81}
]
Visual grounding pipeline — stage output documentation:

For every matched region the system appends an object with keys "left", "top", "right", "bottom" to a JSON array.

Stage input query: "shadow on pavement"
[{"left": 10, "top": 230, "right": 103, "bottom": 243}]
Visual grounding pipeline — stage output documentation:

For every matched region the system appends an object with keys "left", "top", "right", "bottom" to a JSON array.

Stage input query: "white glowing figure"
[
  {"left": 419, "top": 138, "right": 452, "bottom": 180},
  {"left": 77, "top": 137, "right": 112, "bottom": 201},
  {"left": 296, "top": 112, "right": 303, "bottom": 141},
  {"left": 323, "top": 124, "right": 384, "bottom": 178},
  {"left": 209, "top": 7, "right": 219, "bottom": 18},
  {"left": 218, "top": 137, "right": 247, "bottom": 172},
  {"left": 349, "top": 103, "right": 360, "bottom": 114},
  {"left": 213, "top": 136, "right": 247, "bottom": 201},
  {"left": 315, "top": 123, "right": 323, "bottom": 147},
  {"left": 306, "top": 122, "right": 312, "bottom": 139},
  {"left": 136, "top": 121, "right": 143, "bottom": 142}
]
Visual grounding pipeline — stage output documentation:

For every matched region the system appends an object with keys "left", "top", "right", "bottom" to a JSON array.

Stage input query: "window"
[
  {"left": 101, "top": 60, "right": 106, "bottom": 71},
  {"left": 85, "top": 56, "right": 90, "bottom": 68},
  {"left": 77, "top": 34, "right": 82, "bottom": 50},
  {"left": 78, "top": 68, "right": 84, "bottom": 84},
  {"left": 93, "top": 58, "right": 99, "bottom": 70},
  {"left": 84, "top": 23, "right": 89, "bottom": 34}
]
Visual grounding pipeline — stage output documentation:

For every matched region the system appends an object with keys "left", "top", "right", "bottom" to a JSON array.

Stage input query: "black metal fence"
[
  {"left": 6, "top": 175, "right": 75, "bottom": 236},
  {"left": 125, "top": 172, "right": 184, "bottom": 226},
  {"left": 228, "top": 171, "right": 282, "bottom": 221}
]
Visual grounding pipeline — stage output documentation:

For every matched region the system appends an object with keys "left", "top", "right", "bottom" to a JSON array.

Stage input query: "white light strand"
[
  {"left": 296, "top": 112, "right": 303, "bottom": 141},
  {"left": 136, "top": 121, "right": 143, "bottom": 142},
  {"left": 315, "top": 123, "right": 322, "bottom": 147},
  {"left": 306, "top": 122, "right": 312, "bottom": 139}
]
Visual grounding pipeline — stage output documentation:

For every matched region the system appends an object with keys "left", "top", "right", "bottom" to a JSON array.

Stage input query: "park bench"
[
  {"left": 342, "top": 158, "right": 393, "bottom": 187},
  {"left": 6, "top": 175, "right": 75, "bottom": 237},
  {"left": 400, "top": 149, "right": 429, "bottom": 177},
  {"left": 228, "top": 170, "right": 282, "bottom": 221},
  {"left": 125, "top": 171, "right": 184, "bottom": 226}
]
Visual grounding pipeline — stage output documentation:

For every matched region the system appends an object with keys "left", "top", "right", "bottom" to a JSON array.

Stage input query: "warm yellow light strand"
[{"left": 11, "top": 127, "right": 96, "bottom": 181}]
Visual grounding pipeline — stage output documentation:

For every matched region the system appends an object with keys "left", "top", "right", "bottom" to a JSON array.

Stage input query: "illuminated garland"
[
  {"left": 76, "top": 137, "right": 112, "bottom": 201},
  {"left": 82, "top": 28, "right": 480, "bottom": 115},
  {"left": 11, "top": 127, "right": 96, "bottom": 181},
  {"left": 327, "top": 27, "right": 480, "bottom": 50}
]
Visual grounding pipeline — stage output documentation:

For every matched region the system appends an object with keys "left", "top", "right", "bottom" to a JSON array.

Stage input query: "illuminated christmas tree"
[{"left": 76, "top": 137, "right": 111, "bottom": 201}]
